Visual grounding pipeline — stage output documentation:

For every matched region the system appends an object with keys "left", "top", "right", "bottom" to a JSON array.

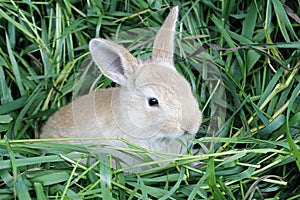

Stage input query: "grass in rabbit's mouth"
[{"left": 0, "top": 0, "right": 300, "bottom": 199}]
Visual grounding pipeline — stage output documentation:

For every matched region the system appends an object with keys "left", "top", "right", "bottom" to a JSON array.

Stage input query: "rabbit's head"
[{"left": 89, "top": 7, "right": 202, "bottom": 142}]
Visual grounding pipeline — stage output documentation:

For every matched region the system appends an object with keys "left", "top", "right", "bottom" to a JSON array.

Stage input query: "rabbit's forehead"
[
  {"left": 135, "top": 64, "right": 193, "bottom": 97},
  {"left": 135, "top": 64, "right": 190, "bottom": 89}
]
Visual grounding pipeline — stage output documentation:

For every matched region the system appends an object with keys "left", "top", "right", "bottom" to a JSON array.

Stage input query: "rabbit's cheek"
[
  {"left": 113, "top": 91, "right": 166, "bottom": 138},
  {"left": 127, "top": 94, "right": 154, "bottom": 125}
]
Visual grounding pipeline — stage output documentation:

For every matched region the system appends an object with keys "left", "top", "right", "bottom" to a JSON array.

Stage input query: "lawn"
[{"left": 0, "top": 0, "right": 300, "bottom": 199}]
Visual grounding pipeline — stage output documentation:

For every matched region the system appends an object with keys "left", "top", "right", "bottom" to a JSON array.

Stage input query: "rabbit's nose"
[{"left": 181, "top": 123, "right": 199, "bottom": 135}]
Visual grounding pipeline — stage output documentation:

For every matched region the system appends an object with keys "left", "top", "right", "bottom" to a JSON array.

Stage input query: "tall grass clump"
[{"left": 0, "top": 0, "right": 300, "bottom": 199}]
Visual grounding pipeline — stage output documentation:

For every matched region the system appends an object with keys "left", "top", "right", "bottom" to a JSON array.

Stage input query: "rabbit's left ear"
[
  {"left": 89, "top": 38, "right": 138, "bottom": 86},
  {"left": 152, "top": 6, "right": 178, "bottom": 63}
]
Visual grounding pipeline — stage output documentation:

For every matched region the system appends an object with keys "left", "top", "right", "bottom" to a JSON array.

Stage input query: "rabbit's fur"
[{"left": 41, "top": 6, "right": 202, "bottom": 169}]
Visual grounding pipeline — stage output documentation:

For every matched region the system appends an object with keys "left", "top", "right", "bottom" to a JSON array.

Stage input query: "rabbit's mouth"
[
  {"left": 148, "top": 131, "right": 192, "bottom": 151},
  {"left": 156, "top": 128, "right": 186, "bottom": 140},
  {"left": 153, "top": 136, "right": 172, "bottom": 144}
]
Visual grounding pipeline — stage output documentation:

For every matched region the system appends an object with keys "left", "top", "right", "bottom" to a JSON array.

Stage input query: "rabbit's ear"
[
  {"left": 152, "top": 6, "right": 178, "bottom": 63},
  {"left": 89, "top": 38, "right": 138, "bottom": 86}
]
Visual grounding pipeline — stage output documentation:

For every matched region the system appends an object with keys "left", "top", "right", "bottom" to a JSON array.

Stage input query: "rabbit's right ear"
[
  {"left": 152, "top": 6, "right": 178, "bottom": 63},
  {"left": 89, "top": 38, "right": 138, "bottom": 86}
]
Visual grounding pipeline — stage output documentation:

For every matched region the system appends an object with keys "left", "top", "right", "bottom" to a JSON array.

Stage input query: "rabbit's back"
[{"left": 41, "top": 88, "right": 116, "bottom": 142}]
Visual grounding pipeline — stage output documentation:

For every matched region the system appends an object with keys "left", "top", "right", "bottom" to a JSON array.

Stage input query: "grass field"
[{"left": 0, "top": 0, "right": 300, "bottom": 199}]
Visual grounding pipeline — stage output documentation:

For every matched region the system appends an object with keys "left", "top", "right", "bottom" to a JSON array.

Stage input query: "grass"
[{"left": 0, "top": 0, "right": 300, "bottom": 199}]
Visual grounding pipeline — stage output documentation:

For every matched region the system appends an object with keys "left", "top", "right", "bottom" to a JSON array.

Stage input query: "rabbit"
[{"left": 41, "top": 6, "right": 202, "bottom": 170}]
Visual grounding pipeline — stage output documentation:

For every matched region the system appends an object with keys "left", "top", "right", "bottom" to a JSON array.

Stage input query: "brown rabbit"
[{"left": 41, "top": 6, "right": 202, "bottom": 169}]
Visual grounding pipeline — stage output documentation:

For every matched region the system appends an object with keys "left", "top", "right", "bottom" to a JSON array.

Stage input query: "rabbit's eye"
[{"left": 148, "top": 97, "right": 159, "bottom": 107}]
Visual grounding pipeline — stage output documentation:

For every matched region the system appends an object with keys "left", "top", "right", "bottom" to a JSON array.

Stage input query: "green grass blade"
[
  {"left": 272, "top": 0, "right": 298, "bottom": 41},
  {"left": 5, "top": 33, "right": 26, "bottom": 96},
  {"left": 242, "top": 2, "right": 257, "bottom": 39},
  {"left": 0, "top": 8, "right": 35, "bottom": 40},
  {"left": 16, "top": 176, "right": 32, "bottom": 200},
  {"left": 207, "top": 157, "right": 226, "bottom": 200},
  {"left": 286, "top": 83, "right": 300, "bottom": 171},
  {"left": 99, "top": 154, "right": 113, "bottom": 199},
  {"left": 159, "top": 167, "right": 185, "bottom": 200},
  {"left": 33, "top": 183, "right": 47, "bottom": 200},
  {"left": 0, "top": 65, "right": 13, "bottom": 104}
]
